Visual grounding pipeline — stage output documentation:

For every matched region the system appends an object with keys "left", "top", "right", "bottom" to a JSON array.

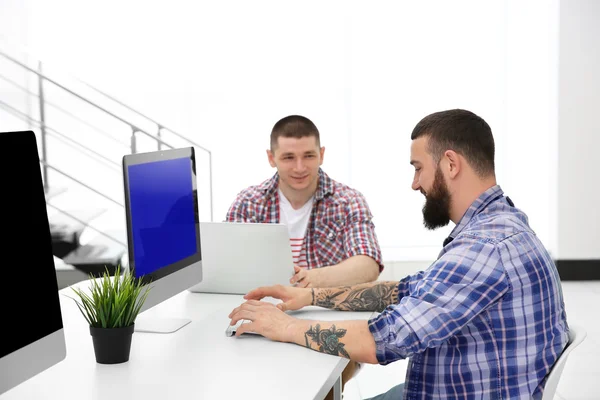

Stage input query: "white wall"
[
  {"left": 557, "top": 0, "right": 600, "bottom": 260},
  {"left": 0, "top": 0, "right": 561, "bottom": 263}
]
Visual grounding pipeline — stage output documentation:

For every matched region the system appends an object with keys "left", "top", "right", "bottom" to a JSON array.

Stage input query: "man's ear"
[
  {"left": 444, "top": 150, "right": 461, "bottom": 179},
  {"left": 319, "top": 146, "right": 325, "bottom": 165},
  {"left": 267, "top": 149, "right": 276, "bottom": 168}
]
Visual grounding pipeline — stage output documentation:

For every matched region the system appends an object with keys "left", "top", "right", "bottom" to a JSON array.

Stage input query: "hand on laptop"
[
  {"left": 244, "top": 284, "right": 312, "bottom": 312},
  {"left": 290, "top": 265, "right": 313, "bottom": 288}
]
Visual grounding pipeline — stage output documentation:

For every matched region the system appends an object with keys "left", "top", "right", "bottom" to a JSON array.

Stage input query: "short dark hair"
[
  {"left": 411, "top": 109, "right": 495, "bottom": 177},
  {"left": 270, "top": 115, "right": 320, "bottom": 151}
]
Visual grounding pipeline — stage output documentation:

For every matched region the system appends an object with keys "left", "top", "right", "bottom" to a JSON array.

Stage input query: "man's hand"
[
  {"left": 244, "top": 284, "right": 312, "bottom": 312},
  {"left": 228, "top": 300, "right": 296, "bottom": 341},
  {"left": 290, "top": 265, "right": 315, "bottom": 288}
]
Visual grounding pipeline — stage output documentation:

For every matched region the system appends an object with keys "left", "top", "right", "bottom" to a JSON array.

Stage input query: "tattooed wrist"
[{"left": 314, "top": 289, "right": 347, "bottom": 310}]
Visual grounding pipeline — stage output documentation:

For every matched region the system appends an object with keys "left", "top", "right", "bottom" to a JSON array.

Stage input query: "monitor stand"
[{"left": 133, "top": 316, "right": 191, "bottom": 334}]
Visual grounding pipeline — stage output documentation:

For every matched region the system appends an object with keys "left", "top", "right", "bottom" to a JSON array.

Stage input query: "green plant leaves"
[{"left": 65, "top": 265, "right": 152, "bottom": 329}]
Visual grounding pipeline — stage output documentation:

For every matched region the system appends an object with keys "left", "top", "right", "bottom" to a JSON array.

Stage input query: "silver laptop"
[{"left": 188, "top": 222, "right": 295, "bottom": 294}]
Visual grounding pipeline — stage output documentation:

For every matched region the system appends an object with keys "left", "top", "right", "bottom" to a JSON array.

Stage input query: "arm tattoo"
[
  {"left": 314, "top": 289, "right": 348, "bottom": 309},
  {"left": 311, "top": 288, "right": 315, "bottom": 305},
  {"left": 314, "top": 282, "right": 399, "bottom": 312},
  {"left": 304, "top": 324, "right": 350, "bottom": 358}
]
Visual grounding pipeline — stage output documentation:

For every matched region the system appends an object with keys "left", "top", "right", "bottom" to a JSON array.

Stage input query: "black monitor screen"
[
  {"left": 123, "top": 147, "right": 201, "bottom": 284},
  {"left": 0, "top": 131, "right": 63, "bottom": 358}
]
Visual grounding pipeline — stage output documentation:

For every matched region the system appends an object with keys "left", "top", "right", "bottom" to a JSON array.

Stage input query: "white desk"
[{"left": 1, "top": 282, "right": 375, "bottom": 400}]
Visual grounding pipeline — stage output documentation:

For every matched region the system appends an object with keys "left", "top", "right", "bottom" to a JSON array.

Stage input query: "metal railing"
[
  {"left": 0, "top": 46, "right": 214, "bottom": 228},
  {"left": 0, "top": 99, "right": 123, "bottom": 174}
]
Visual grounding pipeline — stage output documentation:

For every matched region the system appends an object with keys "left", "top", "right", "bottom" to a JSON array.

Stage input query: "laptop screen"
[{"left": 123, "top": 147, "right": 201, "bottom": 282}]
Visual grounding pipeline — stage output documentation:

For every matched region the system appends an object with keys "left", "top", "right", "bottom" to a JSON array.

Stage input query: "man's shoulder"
[
  {"left": 326, "top": 177, "right": 369, "bottom": 205},
  {"left": 235, "top": 184, "right": 264, "bottom": 199},
  {"left": 461, "top": 204, "right": 532, "bottom": 244}
]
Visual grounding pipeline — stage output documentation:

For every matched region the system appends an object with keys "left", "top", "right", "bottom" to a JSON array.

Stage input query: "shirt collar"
[
  {"left": 260, "top": 168, "right": 333, "bottom": 201},
  {"left": 445, "top": 185, "right": 505, "bottom": 244}
]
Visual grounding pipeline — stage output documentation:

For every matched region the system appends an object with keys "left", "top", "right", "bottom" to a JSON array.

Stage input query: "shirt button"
[{"left": 328, "top": 232, "right": 335, "bottom": 239}]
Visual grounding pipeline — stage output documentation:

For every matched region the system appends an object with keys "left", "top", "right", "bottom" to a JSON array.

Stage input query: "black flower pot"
[{"left": 90, "top": 324, "right": 135, "bottom": 364}]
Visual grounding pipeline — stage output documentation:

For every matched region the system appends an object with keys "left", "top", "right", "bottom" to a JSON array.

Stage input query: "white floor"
[{"left": 341, "top": 279, "right": 600, "bottom": 400}]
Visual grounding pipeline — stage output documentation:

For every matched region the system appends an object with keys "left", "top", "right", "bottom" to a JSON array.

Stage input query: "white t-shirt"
[{"left": 278, "top": 189, "right": 313, "bottom": 268}]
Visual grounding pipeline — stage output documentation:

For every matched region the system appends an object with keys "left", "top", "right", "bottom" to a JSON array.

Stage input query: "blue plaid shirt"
[
  {"left": 225, "top": 168, "right": 383, "bottom": 271},
  {"left": 368, "top": 185, "right": 569, "bottom": 399}
]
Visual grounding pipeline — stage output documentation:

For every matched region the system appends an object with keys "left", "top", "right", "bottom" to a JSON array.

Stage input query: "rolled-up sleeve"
[{"left": 343, "top": 193, "right": 384, "bottom": 271}]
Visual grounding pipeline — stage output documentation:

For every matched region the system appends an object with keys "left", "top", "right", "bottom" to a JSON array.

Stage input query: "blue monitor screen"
[{"left": 127, "top": 157, "right": 198, "bottom": 278}]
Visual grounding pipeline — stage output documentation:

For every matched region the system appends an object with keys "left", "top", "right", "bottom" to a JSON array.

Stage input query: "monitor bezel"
[{"left": 122, "top": 146, "right": 202, "bottom": 286}]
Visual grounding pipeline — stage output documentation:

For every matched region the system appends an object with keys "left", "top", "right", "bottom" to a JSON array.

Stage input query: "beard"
[{"left": 422, "top": 166, "right": 452, "bottom": 230}]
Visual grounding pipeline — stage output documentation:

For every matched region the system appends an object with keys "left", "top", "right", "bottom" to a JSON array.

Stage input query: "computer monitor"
[
  {"left": 122, "top": 146, "right": 203, "bottom": 334},
  {"left": 0, "top": 131, "right": 66, "bottom": 395}
]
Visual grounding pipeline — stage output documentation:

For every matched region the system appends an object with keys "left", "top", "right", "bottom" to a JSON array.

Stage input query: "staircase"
[{"left": 0, "top": 44, "right": 213, "bottom": 287}]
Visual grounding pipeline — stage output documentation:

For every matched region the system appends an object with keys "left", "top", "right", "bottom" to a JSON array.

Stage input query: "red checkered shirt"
[{"left": 225, "top": 169, "right": 383, "bottom": 271}]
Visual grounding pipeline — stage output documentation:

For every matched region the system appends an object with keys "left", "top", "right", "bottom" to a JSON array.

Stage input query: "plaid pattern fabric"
[
  {"left": 368, "top": 185, "right": 569, "bottom": 399},
  {"left": 225, "top": 168, "right": 383, "bottom": 271}
]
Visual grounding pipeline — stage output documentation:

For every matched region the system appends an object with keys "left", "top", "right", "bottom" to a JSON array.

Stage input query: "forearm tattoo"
[
  {"left": 304, "top": 324, "right": 350, "bottom": 358},
  {"left": 313, "top": 282, "right": 399, "bottom": 312}
]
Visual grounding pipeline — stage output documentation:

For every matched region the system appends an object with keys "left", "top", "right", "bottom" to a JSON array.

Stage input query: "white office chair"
[{"left": 541, "top": 324, "right": 587, "bottom": 400}]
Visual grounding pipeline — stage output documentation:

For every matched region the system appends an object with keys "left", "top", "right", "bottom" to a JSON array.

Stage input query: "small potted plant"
[{"left": 66, "top": 265, "right": 152, "bottom": 364}]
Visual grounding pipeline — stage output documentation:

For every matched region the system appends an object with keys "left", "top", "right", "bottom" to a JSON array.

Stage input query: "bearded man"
[{"left": 229, "top": 109, "right": 569, "bottom": 400}]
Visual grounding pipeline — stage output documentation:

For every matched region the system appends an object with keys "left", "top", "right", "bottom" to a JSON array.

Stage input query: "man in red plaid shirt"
[
  {"left": 225, "top": 115, "right": 384, "bottom": 399},
  {"left": 225, "top": 114, "right": 384, "bottom": 287}
]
